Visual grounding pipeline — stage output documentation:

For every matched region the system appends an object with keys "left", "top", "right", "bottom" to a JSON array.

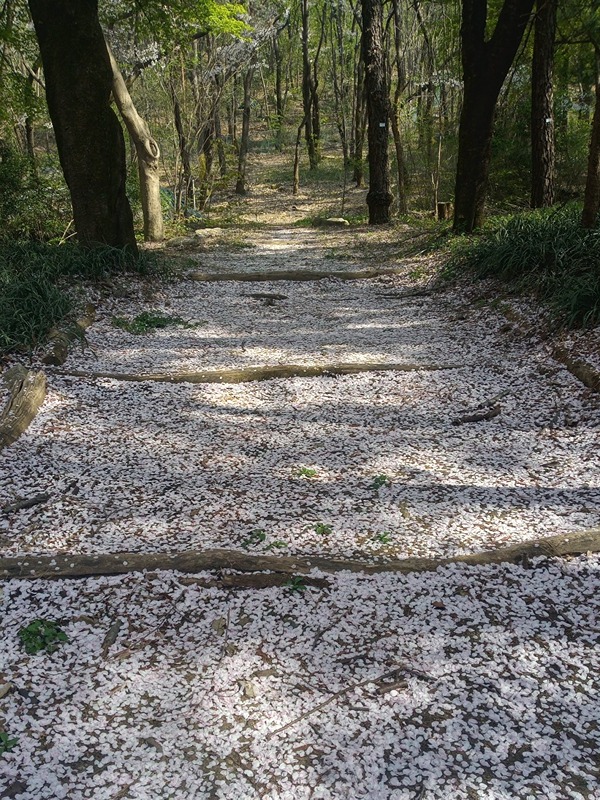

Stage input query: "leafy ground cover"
[{"left": 446, "top": 205, "right": 600, "bottom": 328}]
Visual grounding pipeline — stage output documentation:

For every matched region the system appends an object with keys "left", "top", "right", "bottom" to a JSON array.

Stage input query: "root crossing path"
[{"left": 1, "top": 223, "right": 599, "bottom": 800}]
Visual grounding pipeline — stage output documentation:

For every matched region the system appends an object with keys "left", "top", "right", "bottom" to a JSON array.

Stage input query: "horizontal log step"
[
  {"left": 55, "top": 361, "right": 462, "bottom": 385},
  {"left": 2, "top": 527, "right": 598, "bottom": 580}
]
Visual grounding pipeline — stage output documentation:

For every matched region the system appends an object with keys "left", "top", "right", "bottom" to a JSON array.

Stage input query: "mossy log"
[
  {"left": 2, "top": 527, "right": 598, "bottom": 580},
  {"left": 42, "top": 305, "right": 96, "bottom": 367},
  {"left": 0, "top": 367, "right": 47, "bottom": 451},
  {"left": 189, "top": 267, "right": 409, "bottom": 283},
  {"left": 56, "top": 361, "right": 460, "bottom": 385},
  {"left": 553, "top": 346, "right": 600, "bottom": 393}
]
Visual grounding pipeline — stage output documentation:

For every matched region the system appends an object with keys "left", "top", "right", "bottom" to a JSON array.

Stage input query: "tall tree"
[
  {"left": 28, "top": 0, "right": 136, "bottom": 249},
  {"left": 582, "top": 44, "right": 600, "bottom": 228},
  {"left": 362, "top": 0, "right": 393, "bottom": 223},
  {"left": 531, "top": 0, "right": 557, "bottom": 208},
  {"left": 453, "top": 0, "right": 535, "bottom": 232}
]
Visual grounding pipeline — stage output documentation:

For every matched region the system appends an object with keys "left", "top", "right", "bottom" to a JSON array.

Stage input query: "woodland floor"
[{"left": 0, "top": 153, "right": 599, "bottom": 799}]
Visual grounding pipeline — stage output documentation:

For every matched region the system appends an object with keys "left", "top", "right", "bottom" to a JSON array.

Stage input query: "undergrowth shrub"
[
  {"left": 0, "top": 242, "right": 156, "bottom": 353},
  {"left": 0, "top": 146, "right": 70, "bottom": 241},
  {"left": 447, "top": 205, "right": 600, "bottom": 327}
]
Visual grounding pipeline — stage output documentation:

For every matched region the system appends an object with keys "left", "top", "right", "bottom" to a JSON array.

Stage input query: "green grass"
[
  {"left": 446, "top": 205, "right": 600, "bottom": 327},
  {"left": 0, "top": 242, "right": 159, "bottom": 353}
]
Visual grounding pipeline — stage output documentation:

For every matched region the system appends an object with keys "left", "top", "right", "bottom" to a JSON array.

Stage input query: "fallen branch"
[
  {"left": 188, "top": 267, "right": 411, "bottom": 283},
  {"left": 54, "top": 361, "right": 461, "bottom": 385},
  {"left": 2, "top": 492, "right": 51, "bottom": 514},
  {"left": 2, "top": 527, "right": 599, "bottom": 580},
  {"left": 452, "top": 405, "right": 501, "bottom": 425},
  {"left": 42, "top": 304, "right": 96, "bottom": 367},
  {"left": 267, "top": 664, "right": 426, "bottom": 738},
  {"left": 0, "top": 367, "right": 47, "bottom": 451}
]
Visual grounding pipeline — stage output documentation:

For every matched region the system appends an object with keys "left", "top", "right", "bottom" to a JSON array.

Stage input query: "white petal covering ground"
[
  {"left": 1, "top": 558, "right": 599, "bottom": 799},
  {"left": 1, "top": 361, "right": 599, "bottom": 557},
  {"left": 64, "top": 278, "right": 509, "bottom": 375}
]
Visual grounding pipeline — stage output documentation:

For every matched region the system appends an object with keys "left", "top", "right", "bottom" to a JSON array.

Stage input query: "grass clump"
[
  {"left": 112, "top": 310, "right": 193, "bottom": 335},
  {"left": 0, "top": 242, "right": 157, "bottom": 353},
  {"left": 447, "top": 205, "right": 600, "bottom": 327}
]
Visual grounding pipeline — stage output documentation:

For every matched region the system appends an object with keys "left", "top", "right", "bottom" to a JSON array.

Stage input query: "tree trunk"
[
  {"left": 301, "top": 0, "right": 319, "bottom": 170},
  {"left": 582, "top": 48, "right": 600, "bottom": 229},
  {"left": 390, "top": 0, "right": 408, "bottom": 214},
  {"left": 235, "top": 67, "right": 253, "bottom": 195},
  {"left": 531, "top": 0, "right": 557, "bottom": 208},
  {"left": 107, "top": 46, "right": 163, "bottom": 242},
  {"left": 454, "top": 91, "right": 498, "bottom": 232},
  {"left": 453, "top": 0, "right": 535, "bottom": 232},
  {"left": 170, "top": 81, "right": 193, "bottom": 211},
  {"left": 362, "top": 0, "right": 393, "bottom": 224},
  {"left": 28, "top": 0, "right": 136, "bottom": 250},
  {"left": 352, "top": 47, "right": 367, "bottom": 187}
]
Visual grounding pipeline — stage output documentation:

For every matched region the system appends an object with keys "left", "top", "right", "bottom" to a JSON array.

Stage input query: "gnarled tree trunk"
[
  {"left": 28, "top": 0, "right": 136, "bottom": 250},
  {"left": 107, "top": 46, "right": 163, "bottom": 242}
]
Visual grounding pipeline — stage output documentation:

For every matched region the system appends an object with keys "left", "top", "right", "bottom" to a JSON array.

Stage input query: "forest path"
[
  {"left": 1, "top": 223, "right": 599, "bottom": 561},
  {"left": 1, "top": 224, "right": 600, "bottom": 800}
]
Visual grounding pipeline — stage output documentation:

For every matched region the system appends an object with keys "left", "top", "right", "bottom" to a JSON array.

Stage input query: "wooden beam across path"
[
  {"left": 54, "top": 361, "right": 463, "bottom": 385},
  {"left": 189, "top": 267, "right": 411, "bottom": 282},
  {"left": 2, "top": 527, "right": 599, "bottom": 580}
]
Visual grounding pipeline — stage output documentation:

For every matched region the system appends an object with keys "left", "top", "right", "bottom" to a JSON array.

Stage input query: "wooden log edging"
[
  {"left": 188, "top": 267, "right": 410, "bottom": 283},
  {"left": 553, "top": 346, "right": 600, "bottom": 393},
  {"left": 0, "top": 366, "right": 47, "bottom": 451},
  {"left": 42, "top": 304, "right": 96, "bottom": 367},
  {"left": 2, "top": 527, "right": 599, "bottom": 580},
  {"left": 54, "top": 361, "right": 463, "bottom": 385}
]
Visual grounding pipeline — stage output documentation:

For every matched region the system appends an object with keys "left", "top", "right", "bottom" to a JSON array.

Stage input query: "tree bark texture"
[
  {"left": 531, "top": 0, "right": 557, "bottom": 208},
  {"left": 28, "top": 0, "right": 136, "bottom": 250},
  {"left": 453, "top": 0, "right": 535, "bottom": 232},
  {"left": 107, "top": 47, "right": 164, "bottom": 242},
  {"left": 362, "top": 0, "right": 393, "bottom": 224},
  {"left": 582, "top": 49, "right": 600, "bottom": 229}
]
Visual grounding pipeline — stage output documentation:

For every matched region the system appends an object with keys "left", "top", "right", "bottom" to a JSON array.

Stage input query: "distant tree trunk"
[
  {"left": 169, "top": 81, "right": 193, "bottom": 211},
  {"left": 390, "top": 0, "right": 408, "bottom": 214},
  {"left": 352, "top": 46, "right": 367, "bottom": 187},
  {"left": 582, "top": 48, "right": 600, "bottom": 229},
  {"left": 453, "top": 0, "right": 535, "bottom": 232},
  {"left": 28, "top": 0, "right": 136, "bottom": 250},
  {"left": 362, "top": 0, "right": 393, "bottom": 224},
  {"left": 107, "top": 46, "right": 163, "bottom": 242},
  {"left": 235, "top": 67, "right": 253, "bottom": 195},
  {"left": 531, "top": 0, "right": 557, "bottom": 208},
  {"left": 301, "top": 0, "right": 320, "bottom": 169}
]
